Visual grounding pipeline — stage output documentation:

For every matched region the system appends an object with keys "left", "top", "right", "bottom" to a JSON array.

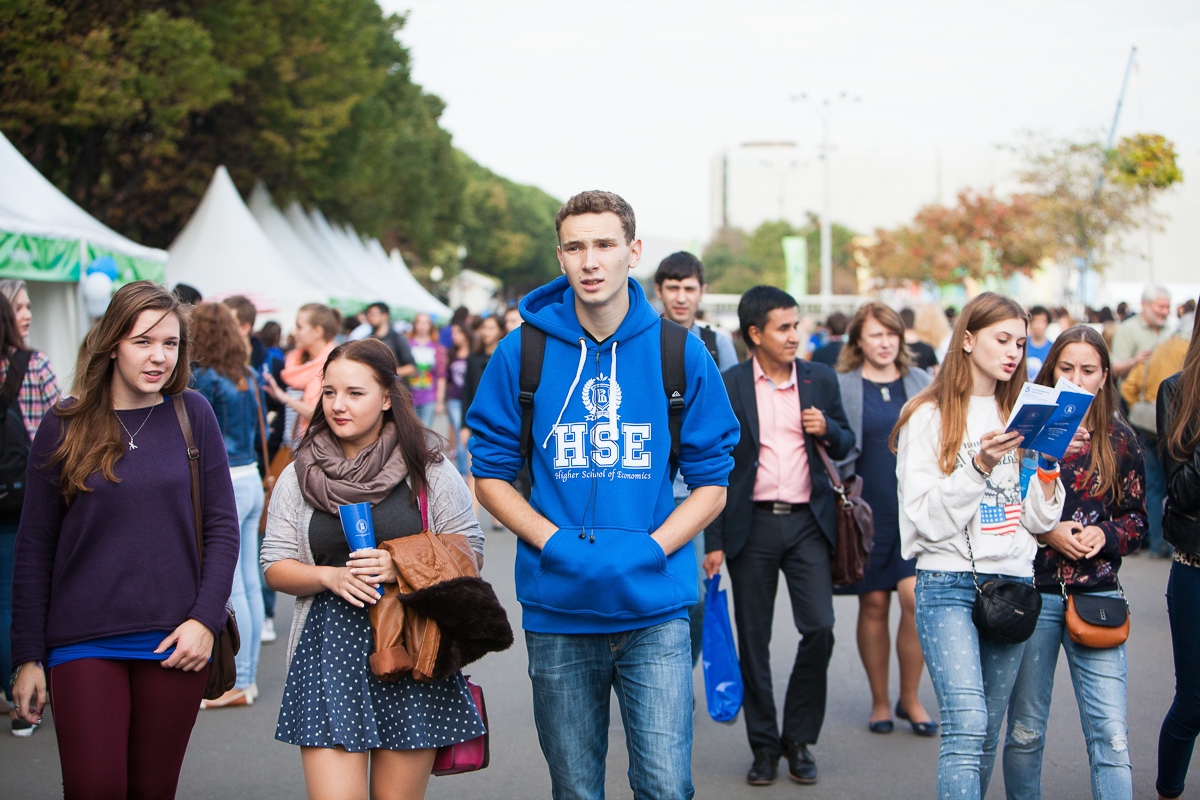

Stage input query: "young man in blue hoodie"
[{"left": 467, "top": 191, "right": 739, "bottom": 799}]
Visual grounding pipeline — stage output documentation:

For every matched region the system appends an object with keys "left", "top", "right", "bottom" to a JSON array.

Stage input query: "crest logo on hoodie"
[
  {"left": 582, "top": 374, "right": 621, "bottom": 422},
  {"left": 550, "top": 369, "right": 652, "bottom": 475}
]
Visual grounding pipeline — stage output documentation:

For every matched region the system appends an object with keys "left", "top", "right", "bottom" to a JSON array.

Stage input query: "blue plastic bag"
[{"left": 701, "top": 574, "right": 743, "bottom": 723}]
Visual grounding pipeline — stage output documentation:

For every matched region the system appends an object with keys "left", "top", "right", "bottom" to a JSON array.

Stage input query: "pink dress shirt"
[{"left": 751, "top": 356, "right": 812, "bottom": 503}]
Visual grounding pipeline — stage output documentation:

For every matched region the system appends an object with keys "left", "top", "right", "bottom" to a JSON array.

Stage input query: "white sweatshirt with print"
[{"left": 896, "top": 395, "right": 1064, "bottom": 577}]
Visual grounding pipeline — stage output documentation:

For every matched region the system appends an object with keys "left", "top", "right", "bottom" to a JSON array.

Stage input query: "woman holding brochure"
[
  {"left": 261, "top": 338, "right": 485, "bottom": 800},
  {"left": 893, "top": 292, "right": 1064, "bottom": 800},
  {"left": 1002, "top": 325, "right": 1146, "bottom": 800}
]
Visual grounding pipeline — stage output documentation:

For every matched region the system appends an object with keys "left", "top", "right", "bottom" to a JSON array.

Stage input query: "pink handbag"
[{"left": 432, "top": 678, "right": 489, "bottom": 776}]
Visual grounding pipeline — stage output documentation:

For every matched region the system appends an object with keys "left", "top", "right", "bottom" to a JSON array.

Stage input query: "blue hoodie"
[{"left": 467, "top": 277, "right": 739, "bottom": 634}]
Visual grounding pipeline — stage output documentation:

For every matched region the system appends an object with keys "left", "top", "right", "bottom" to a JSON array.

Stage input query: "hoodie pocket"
[{"left": 529, "top": 527, "right": 680, "bottom": 619}]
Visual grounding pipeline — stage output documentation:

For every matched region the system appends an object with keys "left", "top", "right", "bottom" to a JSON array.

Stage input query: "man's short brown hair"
[
  {"left": 554, "top": 190, "right": 636, "bottom": 244},
  {"left": 223, "top": 295, "right": 257, "bottom": 328}
]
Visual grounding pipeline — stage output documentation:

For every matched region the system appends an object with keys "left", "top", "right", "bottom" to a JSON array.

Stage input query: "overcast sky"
[{"left": 384, "top": 0, "right": 1199, "bottom": 244}]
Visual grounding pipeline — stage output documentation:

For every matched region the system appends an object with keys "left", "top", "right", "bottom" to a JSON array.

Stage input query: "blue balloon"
[{"left": 85, "top": 255, "right": 119, "bottom": 280}]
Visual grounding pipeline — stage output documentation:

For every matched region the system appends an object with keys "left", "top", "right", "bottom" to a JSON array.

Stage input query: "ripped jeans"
[{"left": 1002, "top": 589, "right": 1131, "bottom": 800}]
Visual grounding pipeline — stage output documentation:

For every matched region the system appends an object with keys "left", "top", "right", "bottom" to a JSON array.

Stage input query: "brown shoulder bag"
[
  {"left": 1059, "top": 569, "right": 1130, "bottom": 649},
  {"left": 172, "top": 393, "right": 241, "bottom": 700},
  {"left": 814, "top": 441, "right": 876, "bottom": 586}
]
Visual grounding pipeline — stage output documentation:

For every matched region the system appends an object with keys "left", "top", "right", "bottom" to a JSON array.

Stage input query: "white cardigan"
[
  {"left": 896, "top": 396, "right": 1064, "bottom": 577},
  {"left": 259, "top": 457, "right": 485, "bottom": 666}
]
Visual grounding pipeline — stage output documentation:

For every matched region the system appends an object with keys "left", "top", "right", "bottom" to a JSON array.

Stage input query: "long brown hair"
[
  {"left": 191, "top": 302, "right": 249, "bottom": 386},
  {"left": 836, "top": 301, "right": 914, "bottom": 374},
  {"left": 1165, "top": 304, "right": 1200, "bottom": 462},
  {"left": 1035, "top": 325, "right": 1121, "bottom": 502},
  {"left": 51, "top": 281, "right": 191, "bottom": 503},
  {"left": 891, "top": 292, "right": 1028, "bottom": 474},
  {"left": 304, "top": 338, "right": 442, "bottom": 504}
]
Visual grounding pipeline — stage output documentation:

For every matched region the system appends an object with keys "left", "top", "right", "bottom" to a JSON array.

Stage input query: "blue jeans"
[
  {"left": 526, "top": 619, "right": 694, "bottom": 800},
  {"left": 915, "top": 570, "right": 1030, "bottom": 800},
  {"left": 415, "top": 402, "right": 436, "bottom": 429},
  {"left": 1158, "top": 561, "right": 1200, "bottom": 798},
  {"left": 1003, "top": 590, "right": 1131, "bottom": 800},
  {"left": 229, "top": 469, "right": 265, "bottom": 689},
  {"left": 0, "top": 518, "right": 17, "bottom": 703},
  {"left": 1138, "top": 432, "right": 1169, "bottom": 556},
  {"left": 446, "top": 398, "right": 469, "bottom": 475}
]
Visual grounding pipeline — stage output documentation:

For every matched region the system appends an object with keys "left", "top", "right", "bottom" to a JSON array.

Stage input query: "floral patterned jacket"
[{"left": 1033, "top": 418, "right": 1148, "bottom": 594}]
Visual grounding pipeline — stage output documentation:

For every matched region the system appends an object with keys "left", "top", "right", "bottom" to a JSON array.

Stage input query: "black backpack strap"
[
  {"left": 518, "top": 324, "right": 547, "bottom": 460},
  {"left": 1, "top": 349, "right": 33, "bottom": 411},
  {"left": 698, "top": 325, "right": 719, "bottom": 363},
  {"left": 660, "top": 320, "right": 688, "bottom": 467}
]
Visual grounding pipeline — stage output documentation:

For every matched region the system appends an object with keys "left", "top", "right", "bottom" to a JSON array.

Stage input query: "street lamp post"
[{"left": 793, "top": 92, "right": 860, "bottom": 309}]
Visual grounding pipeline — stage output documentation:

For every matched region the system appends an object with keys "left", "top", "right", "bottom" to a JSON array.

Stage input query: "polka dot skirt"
[{"left": 276, "top": 591, "right": 486, "bottom": 753}]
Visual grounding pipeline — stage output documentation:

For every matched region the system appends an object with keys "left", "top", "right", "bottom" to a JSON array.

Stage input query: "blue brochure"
[
  {"left": 1026, "top": 389, "right": 1093, "bottom": 459},
  {"left": 1006, "top": 403, "right": 1058, "bottom": 441},
  {"left": 1004, "top": 379, "right": 1093, "bottom": 460}
]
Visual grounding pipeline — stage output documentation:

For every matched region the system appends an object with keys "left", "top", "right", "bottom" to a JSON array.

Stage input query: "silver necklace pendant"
[
  {"left": 128, "top": 440, "right": 138, "bottom": 451},
  {"left": 880, "top": 386, "right": 891, "bottom": 403}
]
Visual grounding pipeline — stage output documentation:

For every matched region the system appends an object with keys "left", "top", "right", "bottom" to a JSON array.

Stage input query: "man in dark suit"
[{"left": 704, "top": 286, "right": 855, "bottom": 787}]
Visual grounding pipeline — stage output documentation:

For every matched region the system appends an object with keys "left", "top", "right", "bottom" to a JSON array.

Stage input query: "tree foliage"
[
  {"left": 0, "top": 0, "right": 558, "bottom": 276},
  {"left": 703, "top": 217, "right": 857, "bottom": 295},
  {"left": 862, "top": 133, "right": 1183, "bottom": 285},
  {"left": 864, "top": 190, "right": 1049, "bottom": 284},
  {"left": 458, "top": 155, "right": 561, "bottom": 293}
]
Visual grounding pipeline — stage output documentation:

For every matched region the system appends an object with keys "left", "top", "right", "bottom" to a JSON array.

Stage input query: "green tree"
[
  {"left": 704, "top": 218, "right": 857, "bottom": 295},
  {"left": 457, "top": 155, "right": 561, "bottom": 293},
  {"left": 0, "top": 0, "right": 462, "bottom": 257}
]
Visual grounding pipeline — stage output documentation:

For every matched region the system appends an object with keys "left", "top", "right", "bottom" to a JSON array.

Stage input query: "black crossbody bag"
[{"left": 965, "top": 528, "right": 1042, "bottom": 644}]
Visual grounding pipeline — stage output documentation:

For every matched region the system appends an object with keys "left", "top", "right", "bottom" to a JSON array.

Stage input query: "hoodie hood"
[
  {"left": 519, "top": 275, "right": 661, "bottom": 346},
  {"left": 520, "top": 276, "right": 663, "bottom": 449}
]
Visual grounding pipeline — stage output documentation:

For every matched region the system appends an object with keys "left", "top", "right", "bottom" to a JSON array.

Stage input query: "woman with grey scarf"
[{"left": 261, "top": 338, "right": 485, "bottom": 800}]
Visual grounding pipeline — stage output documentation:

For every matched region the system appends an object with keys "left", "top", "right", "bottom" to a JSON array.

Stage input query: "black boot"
[{"left": 746, "top": 750, "right": 779, "bottom": 786}]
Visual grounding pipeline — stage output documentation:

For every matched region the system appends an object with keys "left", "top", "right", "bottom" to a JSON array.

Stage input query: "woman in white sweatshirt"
[{"left": 893, "top": 292, "right": 1065, "bottom": 800}]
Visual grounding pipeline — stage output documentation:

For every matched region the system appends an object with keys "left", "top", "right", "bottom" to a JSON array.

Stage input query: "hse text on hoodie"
[{"left": 467, "top": 277, "right": 739, "bottom": 634}]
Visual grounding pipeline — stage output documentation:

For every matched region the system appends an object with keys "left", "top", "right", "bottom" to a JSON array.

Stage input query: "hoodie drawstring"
[
  {"left": 606, "top": 341, "right": 619, "bottom": 440},
  {"left": 541, "top": 338, "right": 588, "bottom": 450}
]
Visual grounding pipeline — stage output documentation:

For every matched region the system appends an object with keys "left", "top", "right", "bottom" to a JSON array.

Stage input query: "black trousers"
[{"left": 726, "top": 506, "right": 835, "bottom": 756}]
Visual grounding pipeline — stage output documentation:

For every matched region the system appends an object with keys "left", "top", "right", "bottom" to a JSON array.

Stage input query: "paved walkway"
[{"left": 2, "top": 529, "right": 1193, "bottom": 798}]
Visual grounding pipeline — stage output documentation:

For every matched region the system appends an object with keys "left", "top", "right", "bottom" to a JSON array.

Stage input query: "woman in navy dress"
[{"left": 834, "top": 302, "right": 937, "bottom": 735}]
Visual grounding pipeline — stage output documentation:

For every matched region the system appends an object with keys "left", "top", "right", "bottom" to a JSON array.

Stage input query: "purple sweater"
[{"left": 11, "top": 391, "right": 240, "bottom": 666}]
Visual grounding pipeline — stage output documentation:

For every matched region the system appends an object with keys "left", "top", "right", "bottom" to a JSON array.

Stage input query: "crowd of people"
[{"left": 0, "top": 189, "right": 1198, "bottom": 800}]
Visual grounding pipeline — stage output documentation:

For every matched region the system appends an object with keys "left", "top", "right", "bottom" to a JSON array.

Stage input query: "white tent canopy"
[
  {"left": 0, "top": 131, "right": 170, "bottom": 384},
  {"left": 166, "top": 166, "right": 330, "bottom": 327},
  {"left": 247, "top": 183, "right": 376, "bottom": 305},
  {"left": 0, "top": 131, "right": 167, "bottom": 266}
]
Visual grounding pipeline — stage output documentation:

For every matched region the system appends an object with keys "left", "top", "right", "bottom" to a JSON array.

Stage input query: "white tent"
[
  {"left": 247, "top": 183, "right": 376, "bottom": 306},
  {"left": 166, "top": 166, "right": 330, "bottom": 327},
  {"left": 372, "top": 241, "right": 452, "bottom": 321},
  {"left": 0, "top": 130, "right": 169, "bottom": 383}
]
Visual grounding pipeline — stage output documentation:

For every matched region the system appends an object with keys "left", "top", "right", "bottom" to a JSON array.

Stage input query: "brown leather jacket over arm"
[{"left": 369, "top": 531, "right": 513, "bottom": 682}]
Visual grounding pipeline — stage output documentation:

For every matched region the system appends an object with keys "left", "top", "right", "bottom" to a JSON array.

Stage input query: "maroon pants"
[{"left": 48, "top": 659, "right": 209, "bottom": 800}]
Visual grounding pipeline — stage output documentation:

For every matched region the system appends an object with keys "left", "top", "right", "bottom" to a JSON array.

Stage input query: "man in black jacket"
[{"left": 705, "top": 286, "right": 855, "bottom": 787}]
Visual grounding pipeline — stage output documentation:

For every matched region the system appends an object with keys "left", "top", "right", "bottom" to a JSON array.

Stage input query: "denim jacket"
[{"left": 191, "top": 366, "right": 261, "bottom": 468}]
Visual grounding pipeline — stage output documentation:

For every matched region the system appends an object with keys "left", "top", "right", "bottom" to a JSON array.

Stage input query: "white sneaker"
[{"left": 261, "top": 617, "right": 277, "bottom": 643}]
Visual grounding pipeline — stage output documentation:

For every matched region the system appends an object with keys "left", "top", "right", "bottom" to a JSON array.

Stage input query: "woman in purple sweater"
[{"left": 9, "top": 281, "right": 240, "bottom": 799}]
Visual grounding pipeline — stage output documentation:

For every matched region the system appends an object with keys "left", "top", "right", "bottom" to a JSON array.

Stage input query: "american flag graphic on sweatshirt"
[{"left": 979, "top": 502, "right": 1022, "bottom": 536}]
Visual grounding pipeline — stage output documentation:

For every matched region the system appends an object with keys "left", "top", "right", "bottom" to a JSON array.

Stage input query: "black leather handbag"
[{"left": 965, "top": 530, "right": 1042, "bottom": 645}]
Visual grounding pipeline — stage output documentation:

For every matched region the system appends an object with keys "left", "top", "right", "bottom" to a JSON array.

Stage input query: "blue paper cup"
[
  {"left": 338, "top": 502, "right": 382, "bottom": 596},
  {"left": 338, "top": 502, "right": 376, "bottom": 552}
]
